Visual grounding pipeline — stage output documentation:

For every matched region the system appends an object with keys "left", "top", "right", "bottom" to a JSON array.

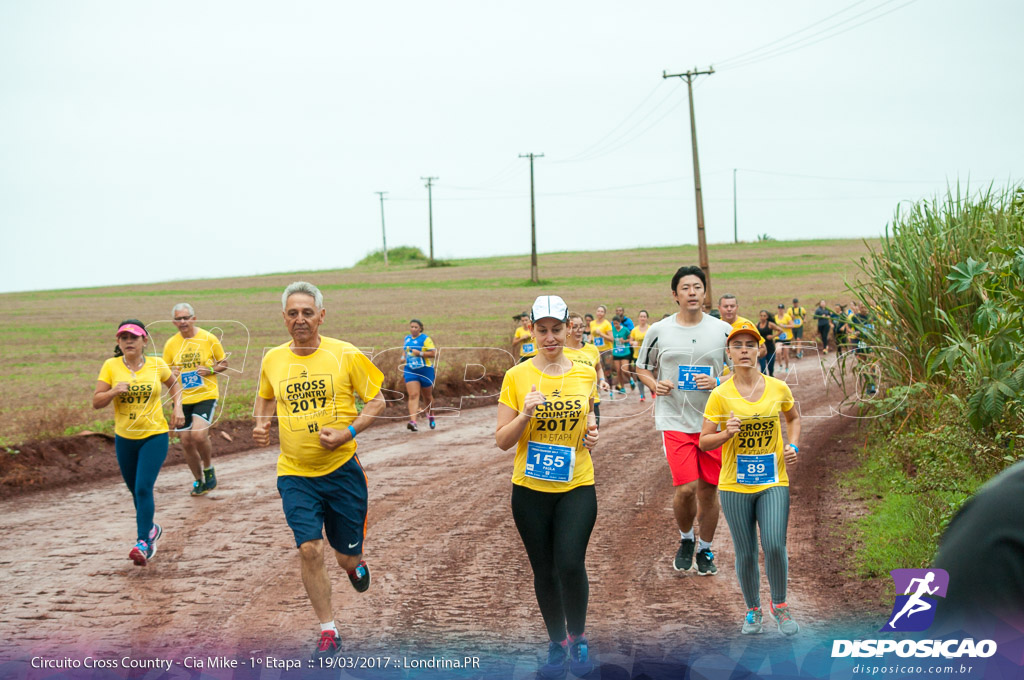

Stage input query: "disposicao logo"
[
  {"left": 831, "top": 568, "right": 998, "bottom": 659},
  {"left": 880, "top": 568, "right": 949, "bottom": 632}
]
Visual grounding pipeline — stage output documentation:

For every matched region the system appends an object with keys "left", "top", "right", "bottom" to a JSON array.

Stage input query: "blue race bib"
[
  {"left": 406, "top": 355, "right": 425, "bottom": 370},
  {"left": 594, "top": 337, "right": 604, "bottom": 347},
  {"left": 522, "top": 342, "right": 535, "bottom": 354},
  {"left": 181, "top": 370, "right": 203, "bottom": 389},
  {"left": 677, "top": 365, "right": 711, "bottom": 390},
  {"left": 736, "top": 452, "right": 778, "bottom": 485},
  {"left": 524, "top": 441, "right": 576, "bottom": 483}
]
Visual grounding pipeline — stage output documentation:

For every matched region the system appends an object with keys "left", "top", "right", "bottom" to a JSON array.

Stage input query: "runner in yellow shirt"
[
  {"left": 93, "top": 319, "right": 184, "bottom": 566},
  {"left": 252, "top": 282, "right": 386, "bottom": 659},
  {"left": 162, "top": 303, "right": 229, "bottom": 496},
  {"left": 497, "top": 295, "right": 599, "bottom": 679},
  {"left": 565, "top": 311, "right": 609, "bottom": 426},
  {"left": 774, "top": 304, "right": 796, "bottom": 374},
  {"left": 589, "top": 306, "right": 613, "bottom": 396},
  {"left": 700, "top": 321, "right": 802, "bottom": 636},
  {"left": 629, "top": 310, "right": 650, "bottom": 402},
  {"left": 512, "top": 312, "right": 537, "bottom": 362}
]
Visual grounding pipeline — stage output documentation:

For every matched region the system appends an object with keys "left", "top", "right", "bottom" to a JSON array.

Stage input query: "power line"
[
  {"left": 715, "top": 0, "right": 876, "bottom": 66},
  {"left": 720, "top": 0, "right": 920, "bottom": 71}
]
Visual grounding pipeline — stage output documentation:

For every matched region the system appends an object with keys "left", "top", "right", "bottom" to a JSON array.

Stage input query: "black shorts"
[
  {"left": 277, "top": 455, "right": 368, "bottom": 554},
  {"left": 178, "top": 399, "right": 217, "bottom": 430}
]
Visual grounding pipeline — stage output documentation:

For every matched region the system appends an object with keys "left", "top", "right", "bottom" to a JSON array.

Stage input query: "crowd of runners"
[{"left": 89, "top": 267, "right": 883, "bottom": 677}]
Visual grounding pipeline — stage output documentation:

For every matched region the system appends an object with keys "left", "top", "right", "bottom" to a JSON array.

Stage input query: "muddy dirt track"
[{"left": 0, "top": 354, "right": 888, "bottom": 664}]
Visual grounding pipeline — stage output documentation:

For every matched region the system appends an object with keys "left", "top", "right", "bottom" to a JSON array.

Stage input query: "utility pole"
[
  {"left": 421, "top": 176, "right": 438, "bottom": 265},
  {"left": 374, "top": 191, "right": 389, "bottom": 267},
  {"left": 733, "top": 168, "right": 738, "bottom": 244},
  {"left": 663, "top": 66, "right": 714, "bottom": 306},
  {"left": 519, "top": 153, "right": 544, "bottom": 284}
]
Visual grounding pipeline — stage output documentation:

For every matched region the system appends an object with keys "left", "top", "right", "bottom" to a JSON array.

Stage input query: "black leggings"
[
  {"left": 511, "top": 484, "right": 597, "bottom": 642},
  {"left": 818, "top": 322, "right": 831, "bottom": 349}
]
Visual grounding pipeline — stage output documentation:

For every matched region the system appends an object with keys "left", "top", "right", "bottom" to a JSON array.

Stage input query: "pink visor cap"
[{"left": 116, "top": 323, "right": 148, "bottom": 338}]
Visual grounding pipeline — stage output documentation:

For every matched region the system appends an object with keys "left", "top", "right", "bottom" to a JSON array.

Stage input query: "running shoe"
[
  {"left": 696, "top": 548, "right": 718, "bottom": 576},
  {"left": 428, "top": 414, "right": 436, "bottom": 429},
  {"left": 347, "top": 560, "right": 370, "bottom": 592},
  {"left": 539, "top": 640, "right": 567, "bottom": 680},
  {"left": 129, "top": 539, "right": 155, "bottom": 567},
  {"left": 742, "top": 607, "right": 763, "bottom": 635},
  {"left": 639, "top": 396, "right": 646, "bottom": 402},
  {"left": 204, "top": 467, "right": 217, "bottom": 491},
  {"left": 629, "top": 379, "right": 636, "bottom": 391},
  {"left": 148, "top": 522, "right": 162, "bottom": 544},
  {"left": 769, "top": 602, "right": 800, "bottom": 636},
  {"left": 617, "top": 388, "right": 626, "bottom": 395},
  {"left": 407, "top": 420, "right": 418, "bottom": 432},
  {"left": 673, "top": 538, "right": 695, "bottom": 572},
  {"left": 190, "top": 479, "right": 208, "bottom": 496},
  {"left": 311, "top": 630, "right": 341, "bottom": 659},
  {"left": 568, "top": 633, "right": 594, "bottom": 677}
]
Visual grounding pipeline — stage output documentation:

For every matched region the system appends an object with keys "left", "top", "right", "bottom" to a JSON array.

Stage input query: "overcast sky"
[{"left": 2, "top": 0, "right": 1021, "bottom": 293}]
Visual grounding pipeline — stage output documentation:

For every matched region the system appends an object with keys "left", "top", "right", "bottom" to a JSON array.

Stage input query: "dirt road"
[{"left": 0, "top": 354, "right": 884, "bottom": 666}]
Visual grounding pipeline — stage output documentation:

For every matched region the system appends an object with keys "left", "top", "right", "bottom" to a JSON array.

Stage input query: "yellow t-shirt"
[
  {"left": 257, "top": 336, "right": 384, "bottom": 478},
  {"left": 776, "top": 312, "right": 793, "bottom": 341},
  {"left": 514, "top": 326, "right": 537, "bottom": 359},
  {"left": 97, "top": 356, "right": 173, "bottom": 439},
  {"left": 162, "top": 327, "right": 227, "bottom": 405},
  {"left": 787, "top": 306, "right": 807, "bottom": 323},
  {"left": 703, "top": 376, "right": 795, "bottom": 493},
  {"left": 589, "top": 319, "right": 612, "bottom": 350},
  {"left": 498, "top": 358, "right": 596, "bottom": 492},
  {"left": 563, "top": 344, "right": 601, "bottom": 404},
  {"left": 629, "top": 326, "right": 648, "bottom": 347}
]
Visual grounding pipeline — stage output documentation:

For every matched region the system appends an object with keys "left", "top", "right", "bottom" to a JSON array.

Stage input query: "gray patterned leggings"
[{"left": 720, "top": 485, "right": 791, "bottom": 609}]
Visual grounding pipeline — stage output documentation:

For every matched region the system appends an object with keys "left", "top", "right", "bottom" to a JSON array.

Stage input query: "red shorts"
[{"left": 662, "top": 431, "right": 722, "bottom": 486}]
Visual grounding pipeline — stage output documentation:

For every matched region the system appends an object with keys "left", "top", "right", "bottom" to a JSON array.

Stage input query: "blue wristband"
[
  {"left": 347, "top": 425, "right": 357, "bottom": 440},
  {"left": 716, "top": 377, "right": 721, "bottom": 387},
  {"left": 790, "top": 444, "right": 799, "bottom": 453}
]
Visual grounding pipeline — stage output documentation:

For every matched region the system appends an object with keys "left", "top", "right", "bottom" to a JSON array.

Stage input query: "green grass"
[
  {"left": 841, "top": 392, "right": 1009, "bottom": 582},
  {"left": 0, "top": 238, "right": 871, "bottom": 443}
]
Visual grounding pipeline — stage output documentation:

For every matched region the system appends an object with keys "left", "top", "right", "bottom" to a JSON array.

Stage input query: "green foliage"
[
  {"left": 356, "top": 246, "right": 429, "bottom": 266},
  {"left": 843, "top": 392, "right": 1012, "bottom": 577},
  {"left": 849, "top": 183, "right": 1024, "bottom": 432},
  {"left": 756, "top": 233, "right": 776, "bottom": 242}
]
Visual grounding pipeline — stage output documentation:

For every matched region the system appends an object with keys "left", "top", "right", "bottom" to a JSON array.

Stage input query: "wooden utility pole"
[
  {"left": 421, "top": 176, "right": 438, "bottom": 265},
  {"left": 663, "top": 66, "right": 714, "bottom": 306},
  {"left": 519, "top": 153, "right": 544, "bottom": 284},
  {"left": 374, "top": 191, "right": 389, "bottom": 267}
]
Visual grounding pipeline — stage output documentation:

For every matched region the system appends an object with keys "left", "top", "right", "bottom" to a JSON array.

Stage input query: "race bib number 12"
[
  {"left": 180, "top": 370, "right": 203, "bottom": 389},
  {"left": 677, "top": 365, "right": 711, "bottom": 390}
]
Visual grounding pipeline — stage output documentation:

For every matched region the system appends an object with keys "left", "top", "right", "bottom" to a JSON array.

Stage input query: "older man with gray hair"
[
  {"left": 253, "top": 281, "right": 386, "bottom": 659},
  {"left": 162, "top": 302, "right": 229, "bottom": 496}
]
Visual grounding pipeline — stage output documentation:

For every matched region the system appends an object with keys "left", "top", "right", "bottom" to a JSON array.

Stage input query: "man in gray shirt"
[{"left": 637, "top": 265, "right": 731, "bottom": 576}]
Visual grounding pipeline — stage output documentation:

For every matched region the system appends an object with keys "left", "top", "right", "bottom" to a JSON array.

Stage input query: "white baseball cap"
[{"left": 530, "top": 295, "right": 569, "bottom": 323}]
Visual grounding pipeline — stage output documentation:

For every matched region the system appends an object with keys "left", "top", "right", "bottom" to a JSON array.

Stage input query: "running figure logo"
[{"left": 880, "top": 568, "right": 949, "bottom": 632}]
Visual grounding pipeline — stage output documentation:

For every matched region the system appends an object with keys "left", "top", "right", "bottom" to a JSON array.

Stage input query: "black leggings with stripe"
[
  {"left": 511, "top": 484, "right": 597, "bottom": 642},
  {"left": 720, "top": 486, "right": 791, "bottom": 609}
]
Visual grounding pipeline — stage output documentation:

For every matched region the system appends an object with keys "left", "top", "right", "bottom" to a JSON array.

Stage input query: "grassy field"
[{"left": 0, "top": 239, "right": 872, "bottom": 444}]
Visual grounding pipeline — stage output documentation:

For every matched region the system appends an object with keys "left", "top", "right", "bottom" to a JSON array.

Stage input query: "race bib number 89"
[{"left": 736, "top": 453, "right": 778, "bottom": 485}]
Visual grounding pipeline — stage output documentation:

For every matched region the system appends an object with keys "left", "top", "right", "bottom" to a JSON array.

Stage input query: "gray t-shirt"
[{"left": 636, "top": 312, "right": 731, "bottom": 433}]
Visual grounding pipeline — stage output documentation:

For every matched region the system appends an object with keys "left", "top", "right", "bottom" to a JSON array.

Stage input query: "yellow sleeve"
[
  {"left": 212, "top": 336, "right": 226, "bottom": 362},
  {"left": 498, "top": 371, "right": 519, "bottom": 410},
  {"left": 162, "top": 338, "right": 174, "bottom": 365},
  {"left": 97, "top": 359, "right": 113, "bottom": 385},
  {"left": 703, "top": 388, "right": 726, "bottom": 423},
  {"left": 779, "top": 382, "right": 795, "bottom": 412},
  {"left": 423, "top": 337, "right": 436, "bottom": 351},
  {"left": 257, "top": 356, "right": 275, "bottom": 400},
  {"left": 157, "top": 358, "right": 172, "bottom": 383},
  {"left": 347, "top": 350, "right": 384, "bottom": 402}
]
